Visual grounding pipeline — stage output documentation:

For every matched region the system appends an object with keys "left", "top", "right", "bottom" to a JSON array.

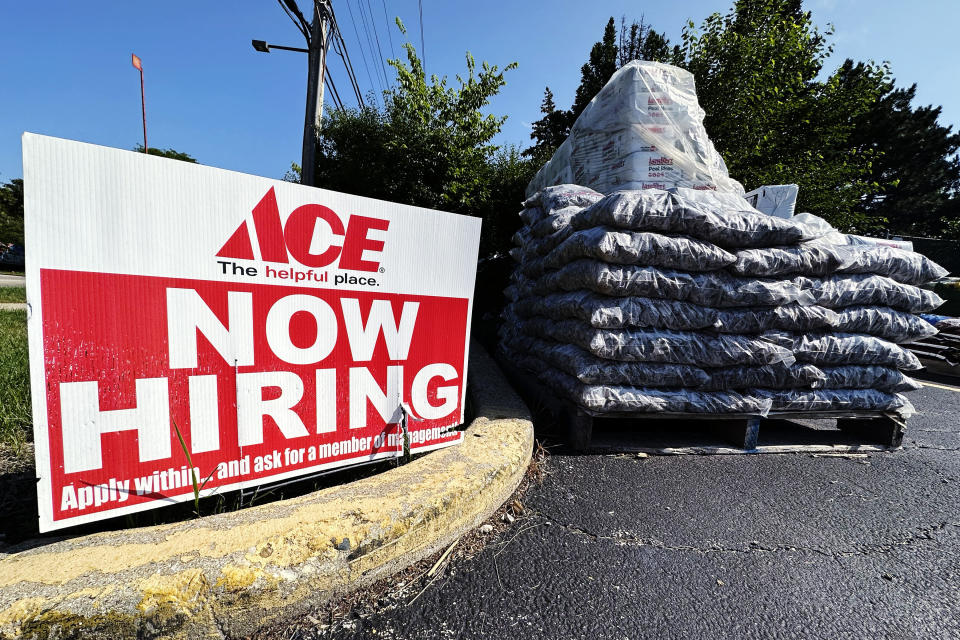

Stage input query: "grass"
[
  {"left": 0, "top": 309, "right": 31, "bottom": 461},
  {"left": 0, "top": 287, "right": 26, "bottom": 304}
]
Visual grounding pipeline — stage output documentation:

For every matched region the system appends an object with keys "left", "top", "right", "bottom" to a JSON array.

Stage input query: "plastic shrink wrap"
[
  {"left": 760, "top": 331, "right": 923, "bottom": 370},
  {"left": 526, "top": 62, "right": 743, "bottom": 198},
  {"left": 522, "top": 227, "right": 736, "bottom": 277},
  {"left": 515, "top": 317, "right": 796, "bottom": 367}
]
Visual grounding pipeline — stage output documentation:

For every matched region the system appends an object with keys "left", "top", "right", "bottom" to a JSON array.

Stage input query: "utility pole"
[
  {"left": 253, "top": 1, "right": 331, "bottom": 186},
  {"left": 301, "top": 2, "right": 330, "bottom": 187}
]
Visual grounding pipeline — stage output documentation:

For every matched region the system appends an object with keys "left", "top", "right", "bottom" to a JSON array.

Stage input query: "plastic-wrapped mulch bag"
[
  {"left": 760, "top": 331, "right": 923, "bottom": 370},
  {"left": 752, "top": 388, "right": 914, "bottom": 419},
  {"left": 535, "top": 260, "right": 813, "bottom": 308},
  {"left": 569, "top": 189, "right": 819, "bottom": 248},
  {"left": 530, "top": 365, "right": 775, "bottom": 415},
  {"left": 798, "top": 274, "right": 944, "bottom": 313},
  {"left": 522, "top": 227, "right": 736, "bottom": 276},
  {"left": 731, "top": 243, "right": 947, "bottom": 285},
  {"left": 517, "top": 317, "right": 796, "bottom": 368}
]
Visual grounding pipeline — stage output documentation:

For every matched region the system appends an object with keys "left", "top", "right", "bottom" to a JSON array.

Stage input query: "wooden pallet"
[{"left": 497, "top": 354, "right": 906, "bottom": 454}]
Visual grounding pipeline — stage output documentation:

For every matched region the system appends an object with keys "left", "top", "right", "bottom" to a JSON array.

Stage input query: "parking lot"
[{"left": 317, "top": 373, "right": 960, "bottom": 640}]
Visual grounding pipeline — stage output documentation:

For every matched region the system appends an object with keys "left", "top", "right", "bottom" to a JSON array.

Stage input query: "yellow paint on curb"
[{"left": 0, "top": 344, "right": 533, "bottom": 640}]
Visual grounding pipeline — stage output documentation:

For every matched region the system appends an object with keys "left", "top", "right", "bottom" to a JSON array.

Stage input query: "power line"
[
  {"left": 328, "top": 5, "right": 369, "bottom": 108},
  {"left": 325, "top": 72, "right": 345, "bottom": 112},
  {"left": 278, "top": 0, "right": 311, "bottom": 42},
  {"left": 379, "top": 0, "right": 396, "bottom": 59},
  {"left": 343, "top": 0, "right": 384, "bottom": 99},
  {"left": 354, "top": 0, "right": 387, "bottom": 91},
  {"left": 331, "top": 25, "right": 366, "bottom": 107},
  {"left": 418, "top": 0, "right": 425, "bottom": 69},
  {"left": 362, "top": 0, "right": 390, "bottom": 84}
]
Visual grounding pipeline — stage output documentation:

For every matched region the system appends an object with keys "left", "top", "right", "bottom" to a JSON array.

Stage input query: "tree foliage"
[
  {"left": 525, "top": 88, "right": 571, "bottom": 165},
  {"left": 571, "top": 18, "right": 620, "bottom": 119},
  {"left": 312, "top": 21, "right": 534, "bottom": 257},
  {"left": 133, "top": 144, "right": 198, "bottom": 163},
  {"left": 849, "top": 81, "right": 960, "bottom": 237},
  {"left": 680, "top": 0, "right": 890, "bottom": 230},
  {"left": 526, "top": 15, "right": 675, "bottom": 159},
  {"left": 0, "top": 179, "right": 23, "bottom": 246},
  {"left": 617, "top": 16, "right": 682, "bottom": 67}
]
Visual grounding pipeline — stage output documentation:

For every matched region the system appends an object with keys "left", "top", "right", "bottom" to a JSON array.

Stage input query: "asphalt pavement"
[{"left": 316, "top": 373, "right": 960, "bottom": 640}]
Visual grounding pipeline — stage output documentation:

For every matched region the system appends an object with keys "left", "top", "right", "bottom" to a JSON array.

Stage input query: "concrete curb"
[{"left": 0, "top": 342, "right": 533, "bottom": 639}]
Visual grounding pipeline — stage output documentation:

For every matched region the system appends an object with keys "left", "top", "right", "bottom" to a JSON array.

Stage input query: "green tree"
[
  {"left": 525, "top": 88, "right": 573, "bottom": 164},
  {"left": 571, "top": 18, "right": 620, "bottom": 119},
  {"left": 133, "top": 144, "right": 198, "bottom": 163},
  {"left": 312, "top": 20, "right": 527, "bottom": 257},
  {"left": 527, "top": 16, "right": 676, "bottom": 159},
  {"left": 618, "top": 16, "right": 678, "bottom": 66},
  {"left": 680, "top": 0, "right": 889, "bottom": 230},
  {"left": 849, "top": 80, "right": 960, "bottom": 237},
  {"left": 0, "top": 179, "right": 24, "bottom": 246}
]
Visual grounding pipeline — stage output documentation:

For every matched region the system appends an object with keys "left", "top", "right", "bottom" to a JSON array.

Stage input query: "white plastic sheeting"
[
  {"left": 526, "top": 62, "right": 743, "bottom": 197},
  {"left": 744, "top": 184, "right": 799, "bottom": 219}
]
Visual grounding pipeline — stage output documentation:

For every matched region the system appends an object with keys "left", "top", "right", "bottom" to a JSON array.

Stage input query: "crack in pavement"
[{"left": 549, "top": 519, "right": 960, "bottom": 560}]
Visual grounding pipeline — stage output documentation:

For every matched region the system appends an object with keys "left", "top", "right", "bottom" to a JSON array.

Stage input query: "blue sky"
[{"left": 2, "top": 0, "right": 958, "bottom": 183}]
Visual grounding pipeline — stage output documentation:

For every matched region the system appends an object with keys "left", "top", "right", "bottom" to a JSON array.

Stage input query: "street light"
[
  {"left": 251, "top": 0, "right": 330, "bottom": 187},
  {"left": 251, "top": 40, "right": 309, "bottom": 54}
]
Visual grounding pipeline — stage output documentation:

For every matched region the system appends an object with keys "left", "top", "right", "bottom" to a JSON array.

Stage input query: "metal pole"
[
  {"left": 139, "top": 68, "right": 148, "bottom": 153},
  {"left": 301, "top": 2, "right": 329, "bottom": 186}
]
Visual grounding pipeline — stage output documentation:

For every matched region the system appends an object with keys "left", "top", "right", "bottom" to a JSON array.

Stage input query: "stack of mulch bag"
[{"left": 499, "top": 184, "right": 948, "bottom": 418}]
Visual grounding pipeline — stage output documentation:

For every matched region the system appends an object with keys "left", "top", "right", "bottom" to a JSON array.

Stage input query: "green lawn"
[
  {"left": 0, "top": 310, "right": 31, "bottom": 457},
  {"left": 0, "top": 287, "right": 26, "bottom": 304}
]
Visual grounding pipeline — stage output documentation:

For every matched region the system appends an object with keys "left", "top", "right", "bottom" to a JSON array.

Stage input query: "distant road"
[{"left": 0, "top": 275, "right": 25, "bottom": 287}]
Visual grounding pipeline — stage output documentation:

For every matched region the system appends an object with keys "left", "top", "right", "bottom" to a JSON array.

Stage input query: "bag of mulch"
[
  {"left": 529, "top": 207, "right": 582, "bottom": 238},
  {"left": 526, "top": 364, "right": 774, "bottom": 415},
  {"left": 508, "top": 291, "right": 718, "bottom": 331},
  {"left": 713, "top": 304, "right": 839, "bottom": 334},
  {"left": 517, "top": 317, "right": 796, "bottom": 367},
  {"left": 833, "top": 244, "right": 948, "bottom": 285},
  {"left": 760, "top": 331, "right": 923, "bottom": 370},
  {"left": 523, "top": 184, "right": 604, "bottom": 213},
  {"left": 798, "top": 274, "right": 944, "bottom": 313},
  {"left": 817, "top": 365, "right": 921, "bottom": 393},
  {"left": 514, "top": 225, "right": 577, "bottom": 259},
  {"left": 510, "top": 292, "right": 835, "bottom": 334},
  {"left": 522, "top": 227, "right": 736, "bottom": 277},
  {"left": 730, "top": 244, "right": 850, "bottom": 278},
  {"left": 732, "top": 243, "right": 948, "bottom": 285},
  {"left": 535, "top": 260, "right": 814, "bottom": 308},
  {"left": 700, "top": 363, "right": 827, "bottom": 391},
  {"left": 753, "top": 388, "right": 914, "bottom": 419},
  {"left": 569, "top": 189, "right": 815, "bottom": 248},
  {"left": 501, "top": 333, "right": 710, "bottom": 387},
  {"left": 831, "top": 306, "right": 938, "bottom": 343}
]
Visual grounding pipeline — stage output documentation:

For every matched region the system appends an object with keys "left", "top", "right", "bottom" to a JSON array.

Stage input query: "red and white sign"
[{"left": 23, "top": 134, "right": 481, "bottom": 532}]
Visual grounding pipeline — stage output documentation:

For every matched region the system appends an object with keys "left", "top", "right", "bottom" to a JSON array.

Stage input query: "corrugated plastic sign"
[{"left": 23, "top": 134, "right": 481, "bottom": 532}]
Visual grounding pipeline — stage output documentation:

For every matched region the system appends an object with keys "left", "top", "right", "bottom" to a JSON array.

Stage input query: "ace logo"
[{"left": 217, "top": 187, "right": 390, "bottom": 272}]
